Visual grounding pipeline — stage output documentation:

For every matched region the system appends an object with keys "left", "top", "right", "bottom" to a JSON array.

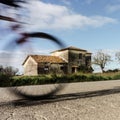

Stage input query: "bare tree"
[
  {"left": 115, "top": 52, "right": 120, "bottom": 63},
  {"left": 0, "top": 65, "right": 19, "bottom": 76},
  {"left": 92, "top": 50, "right": 112, "bottom": 73}
]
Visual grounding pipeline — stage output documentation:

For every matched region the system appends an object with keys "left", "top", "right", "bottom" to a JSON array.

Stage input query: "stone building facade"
[
  {"left": 23, "top": 46, "right": 92, "bottom": 75},
  {"left": 51, "top": 46, "right": 92, "bottom": 74}
]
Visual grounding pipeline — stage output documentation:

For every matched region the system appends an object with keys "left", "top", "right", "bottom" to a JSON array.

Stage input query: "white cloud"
[
  {"left": 92, "top": 49, "right": 120, "bottom": 57},
  {"left": 61, "top": 0, "right": 71, "bottom": 6},
  {"left": 106, "top": 4, "right": 120, "bottom": 13},
  {"left": 21, "top": 0, "right": 117, "bottom": 31},
  {"left": 0, "top": 49, "right": 51, "bottom": 65},
  {"left": 0, "top": 48, "right": 56, "bottom": 74}
]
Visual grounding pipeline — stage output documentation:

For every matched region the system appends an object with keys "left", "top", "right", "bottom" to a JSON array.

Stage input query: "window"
[
  {"left": 85, "top": 56, "right": 91, "bottom": 66},
  {"left": 79, "top": 53, "right": 82, "bottom": 59},
  {"left": 44, "top": 66, "right": 49, "bottom": 71}
]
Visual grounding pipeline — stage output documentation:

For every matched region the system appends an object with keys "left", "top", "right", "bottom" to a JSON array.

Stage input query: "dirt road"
[{"left": 0, "top": 80, "right": 120, "bottom": 120}]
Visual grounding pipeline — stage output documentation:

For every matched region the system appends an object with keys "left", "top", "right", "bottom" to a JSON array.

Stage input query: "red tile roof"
[{"left": 30, "top": 55, "right": 66, "bottom": 64}]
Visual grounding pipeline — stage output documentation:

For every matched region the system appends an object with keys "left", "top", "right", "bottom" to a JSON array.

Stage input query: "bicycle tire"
[{"left": 6, "top": 32, "right": 66, "bottom": 100}]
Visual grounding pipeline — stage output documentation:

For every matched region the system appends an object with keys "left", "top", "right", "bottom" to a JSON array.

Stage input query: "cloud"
[
  {"left": 0, "top": 48, "right": 56, "bottom": 74},
  {"left": 0, "top": 49, "right": 51, "bottom": 65},
  {"left": 20, "top": 0, "right": 118, "bottom": 31},
  {"left": 106, "top": 4, "right": 120, "bottom": 13},
  {"left": 92, "top": 49, "right": 120, "bottom": 57},
  {"left": 61, "top": 0, "right": 71, "bottom": 6}
]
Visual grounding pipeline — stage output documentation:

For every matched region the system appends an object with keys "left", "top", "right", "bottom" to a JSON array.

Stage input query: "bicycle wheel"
[{"left": 5, "top": 32, "right": 66, "bottom": 100}]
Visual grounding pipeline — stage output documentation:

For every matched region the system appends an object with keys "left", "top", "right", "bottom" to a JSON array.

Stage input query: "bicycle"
[{"left": 0, "top": 0, "right": 66, "bottom": 100}]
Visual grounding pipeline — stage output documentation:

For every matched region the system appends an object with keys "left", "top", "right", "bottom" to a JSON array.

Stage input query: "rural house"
[{"left": 23, "top": 46, "right": 92, "bottom": 75}]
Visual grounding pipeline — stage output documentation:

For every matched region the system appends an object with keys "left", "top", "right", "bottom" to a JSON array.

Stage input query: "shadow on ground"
[{"left": 0, "top": 86, "right": 120, "bottom": 107}]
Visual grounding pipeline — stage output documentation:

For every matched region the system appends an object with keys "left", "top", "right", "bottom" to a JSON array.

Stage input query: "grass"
[{"left": 1, "top": 72, "right": 120, "bottom": 87}]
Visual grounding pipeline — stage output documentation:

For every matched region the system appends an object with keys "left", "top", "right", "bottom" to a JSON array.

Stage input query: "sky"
[{"left": 1, "top": 0, "right": 120, "bottom": 73}]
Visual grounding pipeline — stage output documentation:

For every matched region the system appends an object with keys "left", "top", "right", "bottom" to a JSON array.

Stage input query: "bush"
[
  {"left": 11, "top": 76, "right": 51, "bottom": 86},
  {"left": 88, "top": 75, "right": 106, "bottom": 81},
  {"left": 68, "top": 74, "right": 87, "bottom": 82},
  {"left": 77, "top": 65, "right": 93, "bottom": 73},
  {"left": 105, "top": 69, "right": 119, "bottom": 73},
  {"left": 1, "top": 72, "right": 120, "bottom": 87},
  {"left": 112, "top": 74, "right": 120, "bottom": 80},
  {"left": 0, "top": 73, "right": 11, "bottom": 87}
]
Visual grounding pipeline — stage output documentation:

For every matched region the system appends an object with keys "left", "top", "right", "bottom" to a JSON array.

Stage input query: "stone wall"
[{"left": 23, "top": 56, "right": 38, "bottom": 75}]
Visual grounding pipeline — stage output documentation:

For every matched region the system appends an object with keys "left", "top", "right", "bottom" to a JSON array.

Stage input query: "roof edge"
[{"left": 51, "top": 46, "right": 88, "bottom": 53}]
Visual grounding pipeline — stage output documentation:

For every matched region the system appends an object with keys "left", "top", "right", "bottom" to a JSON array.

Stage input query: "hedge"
[{"left": 1, "top": 73, "right": 120, "bottom": 87}]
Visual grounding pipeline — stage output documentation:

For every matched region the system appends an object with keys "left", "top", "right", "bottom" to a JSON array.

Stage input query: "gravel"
[{"left": 0, "top": 80, "right": 120, "bottom": 120}]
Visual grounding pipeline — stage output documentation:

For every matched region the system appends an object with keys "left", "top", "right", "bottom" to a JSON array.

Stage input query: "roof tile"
[{"left": 31, "top": 55, "right": 66, "bottom": 63}]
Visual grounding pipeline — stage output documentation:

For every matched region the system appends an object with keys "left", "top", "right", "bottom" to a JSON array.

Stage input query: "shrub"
[
  {"left": 69, "top": 74, "right": 88, "bottom": 82},
  {"left": 2, "top": 72, "right": 120, "bottom": 87},
  {"left": 77, "top": 65, "right": 93, "bottom": 73},
  {"left": 105, "top": 69, "right": 119, "bottom": 73},
  {"left": 0, "top": 73, "right": 11, "bottom": 87},
  {"left": 88, "top": 75, "right": 107, "bottom": 81},
  {"left": 113, "top": 74, "right": 120, "bottom": 80}
]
